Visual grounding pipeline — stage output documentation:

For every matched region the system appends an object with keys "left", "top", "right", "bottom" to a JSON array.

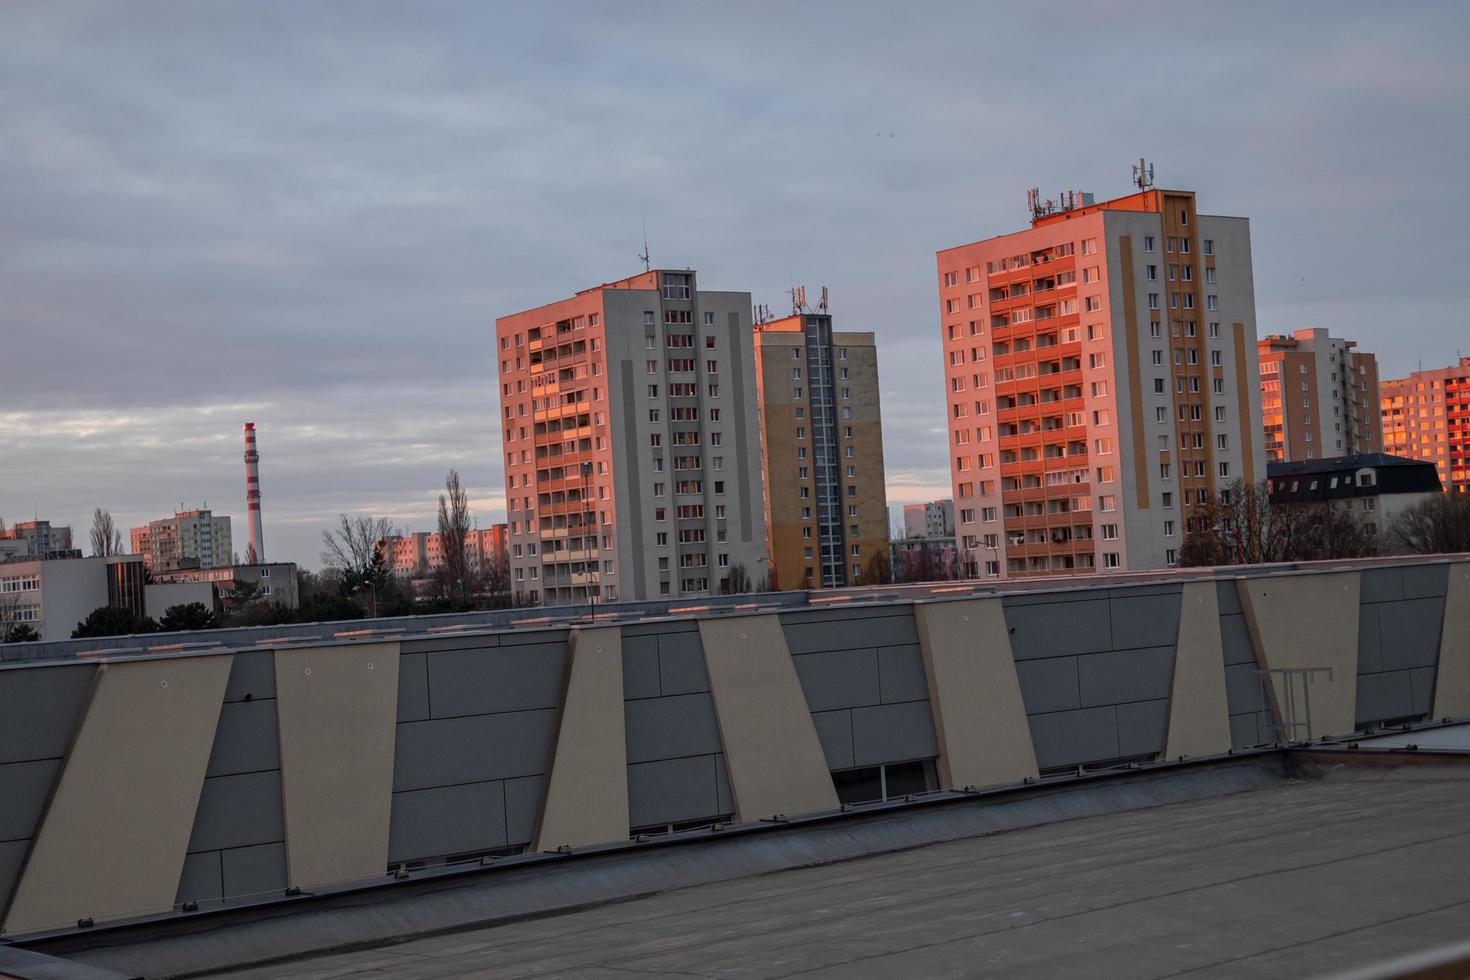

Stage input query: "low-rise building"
[
  {"left": 1267, "top": 453, "right": 1442, "bottom": 538},
  {"left": 0, "top": 555, "right": 148, "bottom": 642},
  {"left": 152, "top": 562, "right": 299, "bottom": 611}
]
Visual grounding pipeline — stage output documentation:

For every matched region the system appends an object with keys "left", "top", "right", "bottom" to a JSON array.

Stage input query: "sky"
[{"left": 2, "top": 2, "right": 1467, "bottom": 568}]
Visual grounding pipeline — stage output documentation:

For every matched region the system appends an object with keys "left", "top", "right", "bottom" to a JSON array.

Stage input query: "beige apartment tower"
[
  {"left": 1258, "top": 328, "right": 1380, "bottom": 462},
  {"left": 935, "top": 179, "right": 1265, "bottom": 577},
  {"left": 754, "top": 312, "right": 889, "bottom": 590},
  {"left": 496, "top": 270, "right": 767, "bottom": 605},
  {"left": 129, "top": 509, "right": 233, "bottom": 573}
]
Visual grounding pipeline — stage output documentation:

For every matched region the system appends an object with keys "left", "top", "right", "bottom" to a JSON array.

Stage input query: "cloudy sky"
[{"left": 2, "top": 2, "right": 1467, "bottom": 567}]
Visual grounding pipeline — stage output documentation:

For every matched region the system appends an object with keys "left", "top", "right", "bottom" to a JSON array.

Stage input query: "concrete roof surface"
[{"left": 204, "top": 761, "right": 1470, "bottom": 980}]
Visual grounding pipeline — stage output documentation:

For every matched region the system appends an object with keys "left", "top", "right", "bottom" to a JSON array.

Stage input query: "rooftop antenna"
[
  {"left": 819, "top": 286, "right": 829, "bottom": 313},
  {"left": 638, "top": 214, "right": 651, "bottom": 272},
  {"left": 1133, "top": 158, "right": 1155, "bottom": 190}
]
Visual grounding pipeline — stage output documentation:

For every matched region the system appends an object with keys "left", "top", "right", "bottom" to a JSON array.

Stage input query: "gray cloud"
[{"left": 2, "top": 1, "right": 1467, "bottom": 565}]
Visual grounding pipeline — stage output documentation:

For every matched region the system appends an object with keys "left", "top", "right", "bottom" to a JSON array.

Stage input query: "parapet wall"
[{"left": 1, "top": 557, "right": 1466, "bottom": 936}]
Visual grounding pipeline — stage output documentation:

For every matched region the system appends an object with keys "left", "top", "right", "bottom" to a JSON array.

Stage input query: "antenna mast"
[
  {"left": 1132, "top": 157, "right": 1155, "bottom": 190},
  {"left": 639, "top": 214, "right": 651, "bottom": 272}
]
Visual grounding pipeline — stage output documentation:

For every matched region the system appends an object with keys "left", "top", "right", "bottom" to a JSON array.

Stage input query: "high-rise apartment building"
[
  {"left": 901, "top": 500, "right": 953, "bottom": 539},
  {"left": 1258, "top": 329, "right": 1380, "bottom": 462},
  {"left": 129, "top": 509, "right": 233, "bottom": 573},
  {"left": 381, "top": 525, "right": 510, "bottom": 582},
  {"left": 496, "top": 270, "right": 766, "bottom": 605},
  {"left": 754, "top": 313, "right": 889, "bottom": 590},
  {"left": 936, "top": 180, "right": 1264, "bottom": 577},
  {"left": 1380, "top": 357, "right": 1470, "bottom": 494},
  {"left": 0, "top": 520, "right": 74, "bottom": 561}
]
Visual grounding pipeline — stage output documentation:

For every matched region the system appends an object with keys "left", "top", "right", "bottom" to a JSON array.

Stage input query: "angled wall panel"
[
  {"left": 274, "top": 641, "right": 399, "bottom": 890},
  {"left": 698, "top": 616, "right": 837, "bottom": 820},
  {"left": 3, "top": 654, "right": 232, "bottom": 935},
  {"left": 533, "top": 627, "right": 628, "bottom": 850},
  {"left": 1236, "top": 571, "right": 1360, "bottom": 739},
  {"left": 1432, "top": 562, "right": 1470, "bottom": 719},
  {"left": 1163, "top": 580, "right": 1232, "bottom": 759},
  {"left": 914, "top": 597, "right": 1037, "bottom": 788}
]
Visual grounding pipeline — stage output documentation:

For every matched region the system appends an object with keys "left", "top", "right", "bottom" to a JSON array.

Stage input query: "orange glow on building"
[
  {"left": 1380, "top": 357, "right": 1470, "bottom": 494},
  {"left": 1257, "top": 329, "right": 1380, "bottom": 463}
]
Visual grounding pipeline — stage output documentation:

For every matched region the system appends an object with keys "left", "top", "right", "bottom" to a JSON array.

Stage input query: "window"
[
  {"left": 1208, "top": 322, "right": 1220, "bottom": 339},
  {"left": 1103, "top": 552, "right": 1120, "bottom": 569},
  {"left": 1203, "top": 239, "right": 1214, "bottom": 255},
  {"left": 1081, "top": 238, "right": 1097, "bottom": 255},
  {"left": 1150, "top": 322, "right": 1162, "bottom": 338},
  {"left": 1147, "top": 293, "right": 1160, "bottom": 310},
  {"left": 1101, "top": 524, "right": 1118, "bottom": 540},
  {"left": 1205, "top": 267, "right": 1216, "bottom": 284},
  {"left": 1144, "top": 235, "right": 1156, "bottom": 252},
  {"left": 1206, "top": 295, "right": 1219, "bottom": 311},
  {"left": 1152, "top": 350, "right": 1163, "bottom": 366}
]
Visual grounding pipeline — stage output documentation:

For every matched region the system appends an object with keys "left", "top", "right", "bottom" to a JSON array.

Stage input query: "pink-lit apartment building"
[{"left": 936, "top": 182, "right": 1265, "bottom": 577}]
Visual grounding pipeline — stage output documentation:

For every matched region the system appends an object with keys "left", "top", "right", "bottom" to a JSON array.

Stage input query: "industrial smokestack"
[{"left": 243, "top": 422, "right": 265, "bottom": 564}]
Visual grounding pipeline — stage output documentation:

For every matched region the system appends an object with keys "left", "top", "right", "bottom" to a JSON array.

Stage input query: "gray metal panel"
[
  {"left": 1004, "top": 598, "right": 1112, "bottom": 659},
  {"left": 1215, "top": 580, "right": 1242, "bottom": 615},
  {"left": 627, "top": 755, "right": 721, "bottom": 828},
  {"left": 388, "top": 781, "right": 507, "bottom": 864},
  {"left": 427, "top": 644, "right": 567, "bottom": 718},
  {"left": 205, "top": 699, "right": 280, "bottom": 778},
  {"left": 657, "top": 631, "right": 710, "bottom": 696},
  {"left": 1377, "top": 598, "right": 1446, "bottom": 671},
  {"left": 223, "top": 651, "right": 275, "bottom": 703},
  {"left": 1409, "top": 666, "right": 1437, "bottom": 716},
  {"left": 401, "top": 634, "right": 502, "bottom": 654},
  {"left": 1402, "top": 563, "right": 1449, "bottom": 600},
  {"left": 396, "top": 652, "right": 430, "bottom": 723},
  {"left": 1028, "top": 706, "right": 1119, "bottom": 770},
  {"left": 0, "top": 663, "right": 95, "bottom": 764},
  {"left": 1219, "top": 614, "right": 1257, "bottom": 666},
  {"left": 1109, "top": 594, "right": 1182, "bottom": 651},
  {"left": 1359, "top": 567, "right": 1403, "bottom": 604},
  {"left": 1224, "top": 662, "right": 1265, "bottom": 716},
  {"left": 0, "top": 758, "right": 60, "bottom": 842},
  {"left": 792, "top": 649, "right": 881, "bottom": 712},
  {"left": 877, "top": 645, "right": 929, "bottom": 704},
  {"left": 187, "top": 770, "right": 284, "bottom": 853},
  {"left": 850, "top": 700, "right": 938, "bottom": 768},
  {"left": 1356, "top": 671, "right": 1414, "bottom": 725},
  {"left": 504, "top": 775, "right": 543, "bottom": 847},
  {"left": 1015, "top": 657, "right": 1081, "bottom": 715},
  {"left": 781, "top": 612, "right": 917, "bottom": 655},
  {"left": 621, "top": 635, "right": 661, "bottom": 700},
  {"left": 810, "top": 709, "right": 854, "bottom": 770},
  {"left": 175, "top": 851, "right": 223, "bottom": 905},
  {"left": 1077, "top": 647, "right": 1175, "bottom": 708},
  {"left": 1116, "top": 699, "right": 1168, "bottom": 757},
  {"left": 392, "top": 710, "right": 557, "bottom": 792},
  {"left": 221, "top": 842, "right": 287, "bottom": 898},
  {"left": 714, "top": 754, "right": 733, "bottom": 815},
  {"left": 0, "top": 839, "right": 27, "bottom": 915},
  {"left": 624, "top": 694, "right": 722, "bottom": 764},
  {"left": 498, "top": 628, "right": 572, "bottom": 647},
  {"left": 1357, "top": 604, "right": 1382, "bottom": 675},
  {"left": 1229, "top": 712, "right": 1263, "bottom": 749}
]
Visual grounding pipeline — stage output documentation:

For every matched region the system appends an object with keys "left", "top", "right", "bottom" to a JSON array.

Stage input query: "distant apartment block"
[
  {"left": 381, "top": 525, "right": 509, "bottom": 582},
  {"left": 754, "top": 312, "right": 889, "bottom": 590},
  {"left": 0, "top": 520, "right": 75, "bottom": 562},
  {"left": 937, "top": 178, "right": 1264, "bottom": 577},
  {"left": 1268, "top": 453, "right": 1441, "bottom": 539},
  {"left": 129, "top": 509, "right": 233, "bottom": 573},
  {"left": 1380, "top": 356, "right": 1470, "bottom": 494},
  {"left": 496, "top": 270, "right": 766, "bottom": 605},
  {"left": 1258, "top": 328, "right": 1380, "bottom": 462},
  {"left": 154, "top": 561, "right": 300, "bottom": 610},
  {"left": 901, "top": 500, "right": 954, "bottom": 539}
]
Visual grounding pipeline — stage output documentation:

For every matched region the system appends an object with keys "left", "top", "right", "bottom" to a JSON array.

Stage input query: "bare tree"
[
  {"left": 1391, "top": 493, "right": 1470, "bottom": 555},
  {"left": 90, "top": 508, "right": 124, "bottom": 557},
  {"left": 721, "top": 562, "right": 752, "bottom": 594},
  {"left": 436, "top": 469, "right": 474, "bottom": 606},
  {"left": 1181, "top": 479, "right": 1378, "bottom": 567},
  {"left": 320, "top": 514, "right": 397, "bottom": 596},
  {"left": 1, "top": 594, "right": 41, "bottom": 643},
  {"left": 862, "top": 547, "right": 893, "bottom": 585}
]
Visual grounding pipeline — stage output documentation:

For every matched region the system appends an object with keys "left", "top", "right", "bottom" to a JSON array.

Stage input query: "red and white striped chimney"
[{"left": 243, "top": 422, "right": 265, "bottom": 563}]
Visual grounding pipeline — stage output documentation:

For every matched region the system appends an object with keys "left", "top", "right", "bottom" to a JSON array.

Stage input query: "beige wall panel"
[
  {"left": 274, "top": 641, "right": 399, "bottom": 890},
  {"left": 1236, "top": 571, "right": 1360, "bottom": 739},
  {"left": 914, "top": 598, "right": 1037, "bottom": 788},
  {"left": 533, "top": 627, "right": 628, "bottom": 850},
  {"left": 1432, "top": 562, "right": 1470, "bottom": 719},
  {"left": 1164, "top": 581, "right": 1232, "bottom": 759},
  {"left": 4, "top": 654, "right": 232, "bottom": 934},
  {"left": 698, "top": 616, "right": 838, "bottom": 819}
]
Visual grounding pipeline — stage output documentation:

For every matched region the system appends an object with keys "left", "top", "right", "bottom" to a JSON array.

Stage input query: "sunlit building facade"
[
  {"left": 1258, "top": 329, "right": 1380, "bottom": 462},
  {"left": 496, "top": 270, "right": 766, "bottom": 605},
  {"left": 1380, "top": 356, "right": 1470, "bottom": 494},
  {"left": 936, "top": 183, "right": 1265, "bottom": 577}
]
